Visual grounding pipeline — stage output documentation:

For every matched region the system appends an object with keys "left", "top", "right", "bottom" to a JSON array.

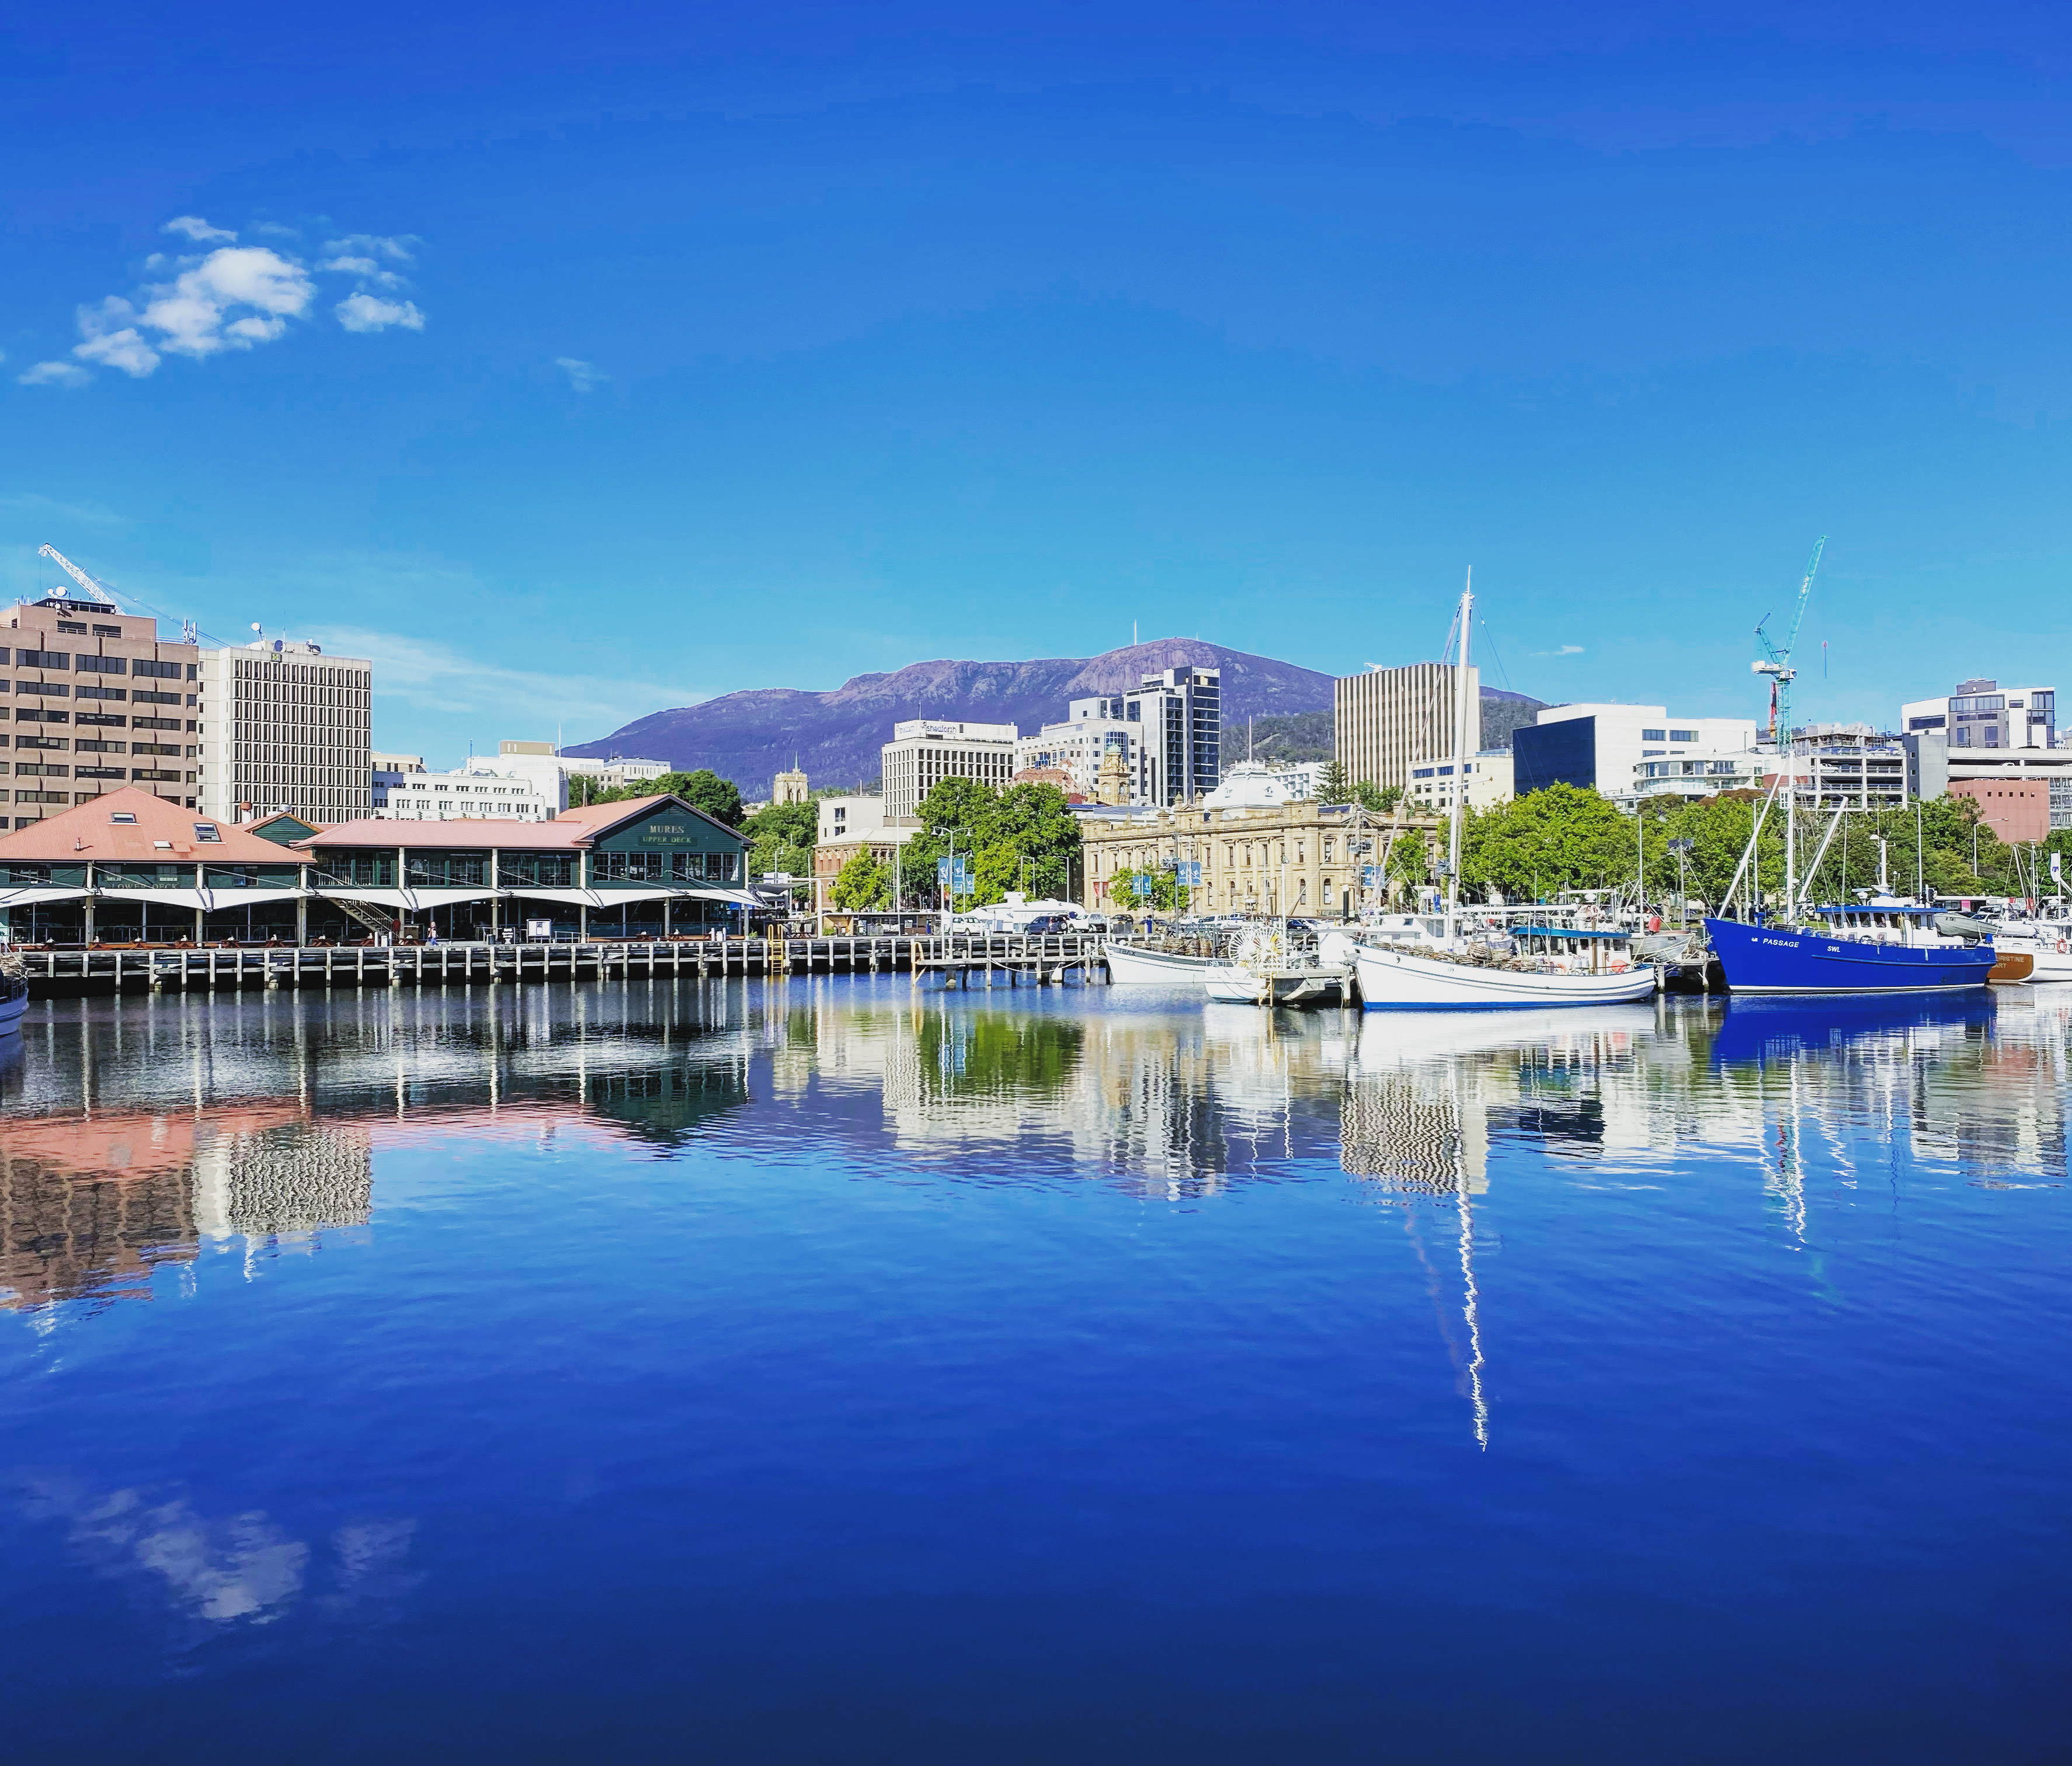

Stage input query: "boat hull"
[
  {"left": 1998, "top": 938, "right": 2072, "bottom": 984},
  {"left": 1704, "top": 917, "right": 1995, "bottom": 994},
  {"left": 1353, "top": 944, "right": 1657, "bottom": 1009},
  {"left": 0, "top": 983, "right": 24, "bottom": 1035},
  {"left": 1103, "top": 942, "right": 1215, "bottom": 985},
  {"left": 1202, "top": 963, "right": 1350, "bottom": 1006}
]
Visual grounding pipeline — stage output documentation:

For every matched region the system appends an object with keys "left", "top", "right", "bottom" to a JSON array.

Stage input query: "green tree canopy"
[
  {"left": 741, "top": 798, "right": 818, "bottom": 881},
  {"left": 829, "top": 849, "right": 890, "bottom": 910},
  {"left": 902, "top": 777, "right": 1083, "bottom": 908},
  {"left": 580, "top": 768, "right": 746, "bottom": 828},
  {"left": 1461, "top": 783, "right": 1636, "bottom": 902}
]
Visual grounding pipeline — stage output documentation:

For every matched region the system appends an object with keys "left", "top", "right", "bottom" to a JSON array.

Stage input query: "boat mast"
[{"left": 1446, "top": 571, "right": 1473, "bottom": 943}]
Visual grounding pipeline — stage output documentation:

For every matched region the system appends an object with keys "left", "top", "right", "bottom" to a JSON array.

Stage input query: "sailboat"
[{"left": 1351, "top": 575, "right": 1660, "bottom": 1010}]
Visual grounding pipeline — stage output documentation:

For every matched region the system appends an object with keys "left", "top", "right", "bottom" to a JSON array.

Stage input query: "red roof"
[
  {"left": 291, "top": 794, "right": 744, "bottom": 850},
  {"left": 291, "top": 816, "right": 591, "bottom": 850},
  {"left": 0, "top": 788, "right": 298, "bottom": 864}
]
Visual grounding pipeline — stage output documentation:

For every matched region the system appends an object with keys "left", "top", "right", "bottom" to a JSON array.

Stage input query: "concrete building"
[
  {"left": 1406, "top": 748, "right": 1515, "bottom": 814},
  {"left": 1335, "top": 662, "right": 1477, "bottom": 796},
  {"left": 1513, "top": 705, "right": 1756, "bottom": 802},
  {"left": 4, "top": 592, "right": 201, "bottom": 829},
  {"left": 1015, "top": 712, "right": 1145, "bottom": 804},
  {"left": 372, "top": 755, "right": 554, "bottom": 821},
  {"left": 1900, "top": 678, "right": 2071, "bottom": 831},
  {"left": 196, "top": 636, "right": 372, "bottom": 826},
  {"left": 1950, "top": 778, "right": 2053, "bottom": 845},
  {"left": 457, "top": 742, "right": 669, "bottom": 814},
  {"left": 1785, "top": 724, "right": 1908, "bottom": 813},
  {"left": 881, "top": 719, "right": 1017, "bottom": 820},
  {"left": 772, "top": 764, "right": 809, "bottom": 805},
  {"left": 1080, "top": 793, "right": 1435, "bottom": 920}
]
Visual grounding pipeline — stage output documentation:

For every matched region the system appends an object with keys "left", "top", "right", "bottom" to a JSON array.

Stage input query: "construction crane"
[
  {"left": 1751, "top": 536, "right": 1828, "bottom": 913},
  {"left": 36, "top": 544, "right": 122, "bottom": 610},
  {"left": 1751, "top": 536, "right": 1826, "bottom": 743}
]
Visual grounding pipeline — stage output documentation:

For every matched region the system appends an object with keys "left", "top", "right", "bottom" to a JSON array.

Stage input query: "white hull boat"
[
  {"left": 1354, "top": 941, "right": 1658, "bottom": 1009},
  {"left": 1103, "top": 941, "right": 1217, "bottom": 985},
  {"left": 1995, "top": 924, "right": 2072, "bottom": 984},
  {"left": 1202, "top": 962, "right": 1350, "bottom": 1006}
]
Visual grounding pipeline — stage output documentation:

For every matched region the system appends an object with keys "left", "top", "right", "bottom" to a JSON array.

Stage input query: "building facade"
[
  {"left": 810, "top": 793, "right": 919, "bottom": 915},
  {"left": 0, "top": 787, "right": 756, "bottom": 945},
  {"left": 1513, "top": 705, "right": 1757, "bottom": 802},
  {"left": 1406, "top": 748, "right": 1515, "bottom": 814},
  {"left": 1080, "top": 794, "right": 1434, "bottom": 920},
  {"left": 1900, "top": 678, "right": 2071, "bottom": 830},
  {"left": 1949, "top": 778, "right": 2053, "bottom": 845},
  {"left": 196, "top": 638, "right": 372, "bottom": 826},
  {"left": 1784, "top": 724, "right": 1908, "bottom": 813},
  {"left": 1335, "top": 662, "right": 1477, "bottom": 795},
  {"left": 772, "top": 766, "right": 809, "bottom": 805},
  {"left": 4, "top": 593, "right": 202, "bottom": 829},
  {"left": 372, "top": 756, "right": 554, "bottom": 821},
  {"left": 880, "top": 719, "right": 1018, "bottom": 820}
]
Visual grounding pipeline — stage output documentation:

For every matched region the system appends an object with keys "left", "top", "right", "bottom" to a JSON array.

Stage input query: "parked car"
[{"left": 1023, "top": 913, "right": 1075, "bottom": 935}]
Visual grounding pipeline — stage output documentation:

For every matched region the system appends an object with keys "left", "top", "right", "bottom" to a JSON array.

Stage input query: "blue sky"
[{"left": 5, "top": 1, "right": 2070, "bottom": 764}]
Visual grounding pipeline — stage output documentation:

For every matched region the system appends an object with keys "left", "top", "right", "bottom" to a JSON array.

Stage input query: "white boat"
[
  {"left": 1993, "top": 919, "right": 2072, "bottom": 984},
  {"left": 1355, "top": 929, "right": 1659, "bottom": 1009},
  {"left": 1103, "top": 941, "right": 1218, "bottom": 985},
  {"left": 0, "top": 961, "right": 26, "bottom": 1035},
  {"left": 1201, "top": 924, "right": 1350, "bottom": 1006}
]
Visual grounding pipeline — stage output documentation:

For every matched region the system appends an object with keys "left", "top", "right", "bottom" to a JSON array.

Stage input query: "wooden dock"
[{"left": 11, "top": 934, "right": 1105, "bottom": 998}]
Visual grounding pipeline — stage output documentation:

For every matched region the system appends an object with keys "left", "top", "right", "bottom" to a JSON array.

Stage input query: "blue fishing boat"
[{"left": 1705, "top": 905, "right": 1997, "bottom": 995}]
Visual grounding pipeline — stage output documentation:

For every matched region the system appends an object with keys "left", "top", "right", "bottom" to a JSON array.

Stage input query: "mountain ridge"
[{"left": 568, "top": 639, "right": 1545, "bottom": 795}]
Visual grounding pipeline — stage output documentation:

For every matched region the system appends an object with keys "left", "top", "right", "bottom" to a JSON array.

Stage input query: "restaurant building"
[{"left": 0, "top": 788, "right": 756, "bottom": 945}]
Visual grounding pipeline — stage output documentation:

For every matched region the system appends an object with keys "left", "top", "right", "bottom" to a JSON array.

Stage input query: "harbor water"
[{"left": 2, "top": 978, "right": 2067, "bottom": 1762}]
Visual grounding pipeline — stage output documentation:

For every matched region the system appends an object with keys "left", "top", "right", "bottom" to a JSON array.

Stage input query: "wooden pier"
[{"left": 11, "top": 934, "right": 1105, "bottom": 998}]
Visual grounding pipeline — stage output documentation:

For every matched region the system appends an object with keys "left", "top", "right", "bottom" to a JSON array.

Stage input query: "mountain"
[
  {"left": 566, "top": 639, "right": 1339, "bottom": 795},
  {"left": 567, "top": 639, "right": 1549, "bottom": 796}
]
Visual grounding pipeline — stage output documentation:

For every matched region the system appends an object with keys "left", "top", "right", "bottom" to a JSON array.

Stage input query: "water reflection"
[{"left": 2, "top": 980, "right": 2066, "bottom": 1319}]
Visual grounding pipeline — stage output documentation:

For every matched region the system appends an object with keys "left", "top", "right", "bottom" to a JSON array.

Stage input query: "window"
[
  {"left": 130, "top": 658, "right": 182, "bottom": 679},
  {"left": 76, "top": 655, "right": 126, "bottom": 675},
  {"left": 92, "top": 624, "right": 121, "bottom": 637},
  {"left": 18, "top": 649, "right": 69, "bottom": 669},
  {"left": 1670, "top": 728, "right": 1698, "bottom": 742},
  {"left": 1640, "top": 728, "right": 1666, "bottom": 742},
  {"left": 110, "top": 812, "right": 136, "bottom": 823},
  {"left": 76, "top": 684, "right": 127, "bottom": 702},
  {"left": 17, "top": 682, "right": 69, "bottom": 697},
  {"left": 132, "top": 689, "right": 179, "bottom": 705},
  {"left": 56, "top": 620, "right": 88, "bottom": 634},
  {"left": 193, "top": 823, "right": 222, "bottom": 843}
]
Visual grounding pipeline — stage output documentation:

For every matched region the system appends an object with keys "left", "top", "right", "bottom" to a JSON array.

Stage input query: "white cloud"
[
  {"left": 336, "top": 293, "right": 425, "bottom": 333},
  {"left": 556, "top": 357, "right": 606, "bottom": 392},
  {"left": 304, "top": 623, "right": 691, "bottom": 732},
  {"left": 23, "top": 220, "right": 425, "bottom": 387},
  {"left": 19, "top": 360, "right": 92, "bottom": 387},
  {"left": 164, "top": 214, "right": 237, "bottom": 243},
  {"left": 321, "top": 232, "right": 415, "bottom": 263}
]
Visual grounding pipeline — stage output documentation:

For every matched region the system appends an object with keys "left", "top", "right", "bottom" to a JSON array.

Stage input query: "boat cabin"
[{"left": 1510, "top": 926, "right": 1635, "bottom": 974}]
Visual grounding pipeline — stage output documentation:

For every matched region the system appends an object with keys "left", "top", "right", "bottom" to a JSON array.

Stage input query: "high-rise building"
[
  {"left": 1334, "top": 663, "right": 1477, "bottom": 795},
  {"left": 880, "top": 719, "right": 1018, "bottom": 819},
  {"left": 1028, "top": 669, "right": 1221, "bottom": 807},
  {"left": 196, "top": 637, "right": 373, "bottom": 825},
  {"left": 3, "top": 593, "right": 201, "bottom": 828}
]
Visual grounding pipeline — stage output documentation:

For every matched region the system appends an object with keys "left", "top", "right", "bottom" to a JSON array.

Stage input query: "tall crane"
[
  {"left": 1751, "top": 536, "right": 1828, "bottom": 914},
  {"left": 36, "top": 544, "right": 122, "bottom": 609},
  {"left": 1751, "top": 535, "right": 1825, "bottom": 744}
]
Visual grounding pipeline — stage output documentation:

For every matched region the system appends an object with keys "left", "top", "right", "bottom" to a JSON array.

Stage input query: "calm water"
[{"left": 2, "top": 977, "right": 2068, "bottom": 1764}]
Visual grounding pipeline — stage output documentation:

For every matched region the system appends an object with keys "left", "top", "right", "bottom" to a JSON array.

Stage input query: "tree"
[
  {"left": 741, "top": 798, "right": 818, "bottom": 881},
  {"left": 829, "top": 850, "right": 889, "bottom": 910},
  {"left": 1111, "top": 864, "right": 1190, "bottom": 913},
  {"left": 1461, "top": 783, "right": 1635, "bottom": 902},
  {"left": 1316, "top": 757, "right": 1351, "bottom": 804},
  {"left": 585, "top": 768, "right": 747, "bottom": 826},
  {"left": 903, "top": 776, "right": 1083, "bottom": 908},
  {"left": 1355, "top": 780, "right": 1403, "bottom": 816}
]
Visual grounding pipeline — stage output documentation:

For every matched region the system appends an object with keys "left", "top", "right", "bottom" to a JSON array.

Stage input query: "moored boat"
[
  {"left": 1704, "top": 905, "right": 1998, "bottom": 995},
  {"left": 1354, "top": 926, "right": 1659, "bottom": 1010},
  {"left": 1103, "top": 941, "right": 1218, "bottom": 985},
  {"left": 0, "top": 957, "right": 26, "bottom": 1035}
]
